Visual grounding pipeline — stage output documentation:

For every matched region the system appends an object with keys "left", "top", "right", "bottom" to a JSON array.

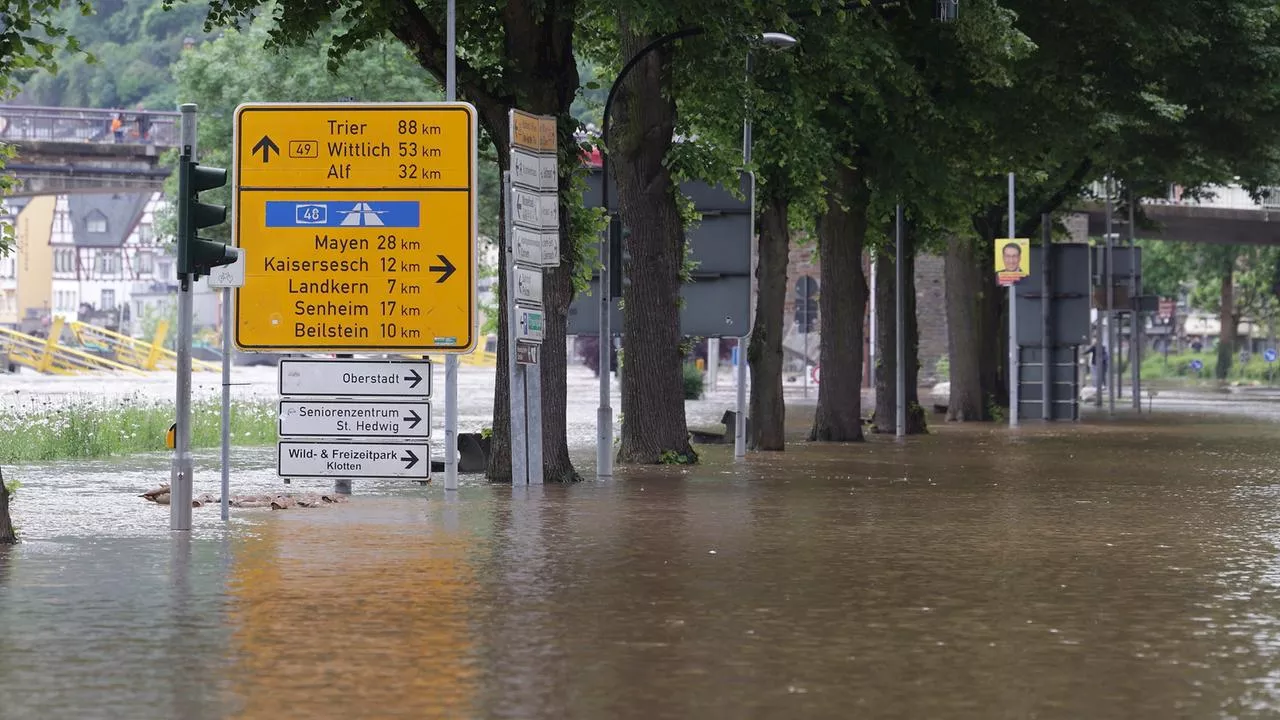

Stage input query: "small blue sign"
[
  {"left": 1267, "top": 349, "right": 1278, "bottom": 363},
  {"left": 265, "top": 201, "right": 419, "bottom": 228},
  {"left": 1190, "top": 359, "right": 1204, "bottom": 371}
]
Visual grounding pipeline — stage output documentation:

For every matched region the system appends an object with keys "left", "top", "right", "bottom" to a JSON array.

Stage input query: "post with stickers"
[{"left": 506, "top": 110, "right": 559, "bottom": 484}]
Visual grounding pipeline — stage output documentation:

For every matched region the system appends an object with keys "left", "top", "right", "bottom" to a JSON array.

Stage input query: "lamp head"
[{"left": 759, "top": 32, "right": 797, "bottom": 50}]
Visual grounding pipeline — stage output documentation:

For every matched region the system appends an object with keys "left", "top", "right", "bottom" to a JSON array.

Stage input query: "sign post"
[
  {"left": 207, "top": 248, "right": 244, "bottom": 522},
  {"left": 506, "top": 110, "right": 558, "bottom": 485},
  {"left": 232, "top": 103, "right": 477, "bottom": 490}
]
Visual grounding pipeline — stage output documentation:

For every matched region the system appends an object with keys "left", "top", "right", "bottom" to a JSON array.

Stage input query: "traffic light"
[{"left": 177, "top": 155, "right": 234, "bottom": 279}]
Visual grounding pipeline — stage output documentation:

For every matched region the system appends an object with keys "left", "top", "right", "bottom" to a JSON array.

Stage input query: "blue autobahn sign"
[
  {"left": 1190, "top": 359, "right": 1204, "bottom": 371},
  {"left": 1265, "top": 349, "right": 1278, "bottom": 363},
  {"left": 264, "top": 200, "right": 420, "bottom": 228}
]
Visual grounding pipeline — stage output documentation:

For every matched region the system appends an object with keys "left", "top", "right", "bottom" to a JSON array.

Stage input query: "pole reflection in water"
[{"left": 223, "top": 499, "right": 480, "bottom": 718}]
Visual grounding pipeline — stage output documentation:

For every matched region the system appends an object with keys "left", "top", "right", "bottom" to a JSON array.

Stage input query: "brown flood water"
[{"left": 5, "top": 411, "right": 1280, "bottom": 719}]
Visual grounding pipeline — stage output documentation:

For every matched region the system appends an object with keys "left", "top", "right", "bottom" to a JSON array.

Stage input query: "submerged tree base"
[{"left": 1, "top": 467, "right": 15, "bottom": 544}]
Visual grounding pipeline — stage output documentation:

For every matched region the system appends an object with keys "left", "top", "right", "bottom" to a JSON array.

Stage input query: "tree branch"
[{"left": 387, "top": 0, "right": 511, "bottom": 120}]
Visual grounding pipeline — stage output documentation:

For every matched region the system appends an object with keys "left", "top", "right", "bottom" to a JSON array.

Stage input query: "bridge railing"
[
  {"left": 1088, "top": 182, "right": 1280, "bottom": 211},
  {"left": 0, "top": 105, "right": 180, "bottom": 146}
]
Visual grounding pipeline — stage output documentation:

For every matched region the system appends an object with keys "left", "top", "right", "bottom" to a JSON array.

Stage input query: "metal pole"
[
  {"left": 1106, "top": 177, "right": 1115, "bottom": 415},
  {"left": 869, "top": 259, "right": 877, "bottom": 388},
  {"left": 597, "top": 115, "right": 613, "bottom": 481},
  {"left": 1008, "top": 173, "right": 1018, "bottom": 428},
  {"left": 1041, "top": 214, "right": 1052, "bottom": 421},
  {"left": 444, "top": 0, "right": 460, "bottom": 491},
  {"left": 170, "top": 103, "right": 197, "bottom": 531},
  {"left": 708, "top": 337, "right": 720, "bottom": 391},
  {"left": 504, "top": 171, "right": 527, "bottom": 484},
  {"left": 220, "top": 288, "right": 231, "bottom": 521},
  {"left": 895, "top": 204, "right": 906, "bottom": 438},
  {"left": 1129, "top": 188, "right": 1140, "bottom": 411},
  {"left": 736, "top": 52, "right": 753, "bottom": 459}
]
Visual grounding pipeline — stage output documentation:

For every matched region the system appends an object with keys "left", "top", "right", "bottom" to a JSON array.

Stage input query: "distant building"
[{"left": 8, "top": 192, "right": 218, "bottom": 337}]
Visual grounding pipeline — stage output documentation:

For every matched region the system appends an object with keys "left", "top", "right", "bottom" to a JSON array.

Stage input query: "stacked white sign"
[
  {"left": 276, "top": 358, "right": 432, "bottom": 481},
  {"left": 506, "top": 110, "right": 559, "bottom": 484}
]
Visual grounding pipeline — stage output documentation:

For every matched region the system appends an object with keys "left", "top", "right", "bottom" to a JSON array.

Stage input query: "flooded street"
[{"left": 6, "top": 394, "right": 1280, "bottom": 717}]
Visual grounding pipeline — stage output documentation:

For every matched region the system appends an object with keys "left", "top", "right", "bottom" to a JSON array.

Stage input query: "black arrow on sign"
[
  {"left": 430, "top": 254, "right": 456, "bottom": 284},
  {"left": 403, "top": 409, "right": 422, "bottom": 430},
  {"left": 402, "top": 449, "right": 420, "bottom": 470},
  {"left": 404, "top": 368, "right": 423, "bottom": 389},
  {"left": 252, "top": 135, "right": 280, "bottom": 163}
]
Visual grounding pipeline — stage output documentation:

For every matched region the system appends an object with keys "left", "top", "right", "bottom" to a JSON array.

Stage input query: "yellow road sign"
[{"left": 232, "top": 102, "right": 477, "bottom": 352}]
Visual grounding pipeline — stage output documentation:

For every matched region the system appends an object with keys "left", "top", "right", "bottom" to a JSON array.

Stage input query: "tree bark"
[
  {"left": 944, "top": 234, "right": 988, "bottom": 421},
  {"left": 749, "top": 194, "right": 789, "bottom": 451},
  {"left": 613, "top": 19, "right": 696, "bottom": 464},
  {"left": 1217, "top": 264, "right": 1236, "bottom": 380},
  {"left": 809, "top": 163, "right": 868, "bottom": 442},
  {"left": 873, "top": 228, "right": 926, "bottom": 434},
  {"left": 0, "top": 467, "right": 15, "bottom": 544}
]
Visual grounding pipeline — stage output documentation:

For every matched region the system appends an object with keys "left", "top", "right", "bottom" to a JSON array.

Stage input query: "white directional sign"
[
  {"left": 279, "top": 440, "right": 430, "bottom": 480},
  {"left": 515, "top": 266, "right": 543, "bottom": 307},
  {"left": 279, "top": 400, "right": 430, "bottom": 439},
  {"left": 278, "top": 358, "right": 430, "bottom": 398}
]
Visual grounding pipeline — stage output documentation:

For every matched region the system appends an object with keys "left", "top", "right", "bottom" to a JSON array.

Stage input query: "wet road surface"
[{"left": 5, "top": 410, "right": 1280, "bottom": 718}]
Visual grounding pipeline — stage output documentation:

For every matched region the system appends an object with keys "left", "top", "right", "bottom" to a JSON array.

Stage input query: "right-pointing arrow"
[
  {"left": 403, "top": 409, "right": 422, "bottom": 430},
  {"left": 404, "top": 368, "right": 423, "bottom": 389},
  {"left": 429, "top": 254, "right": 456, "bottom": 284},
  {"left": 402, "top": 449, "right": 420, "bottom": 470}
]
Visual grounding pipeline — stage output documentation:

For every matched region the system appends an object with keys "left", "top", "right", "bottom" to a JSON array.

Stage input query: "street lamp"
[
  {"left": 596, "top": 28, "right": 796, "bottom": 477},
  {"left": 736, "top": 31, "right": 797, "bottom": 459}
]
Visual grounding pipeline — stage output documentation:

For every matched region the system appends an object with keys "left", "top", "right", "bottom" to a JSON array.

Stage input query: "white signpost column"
[{"left": 507, "top": 110, "right": 558, "bottom": 485}]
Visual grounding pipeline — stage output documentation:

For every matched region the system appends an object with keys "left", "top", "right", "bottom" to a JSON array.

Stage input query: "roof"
[{"left": 68, "top": 193, "right": 148, "bottom": 247}]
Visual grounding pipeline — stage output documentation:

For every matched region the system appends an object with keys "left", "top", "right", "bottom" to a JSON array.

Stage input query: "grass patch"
[
  {"left": 0, "top": 398, "right": 277, "bottom": 463},
  {"left": 1141, "top": 351, "right": 1280, "bottom": 384}
]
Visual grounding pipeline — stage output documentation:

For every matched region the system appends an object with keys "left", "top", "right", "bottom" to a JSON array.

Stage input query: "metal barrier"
[
  {"left": 66, "top": 319, "right": 219, "bottom": 373},
  {"left": 0, "top": 104, "right": 180, "bottom": 146},
  {"left": 0, "top": 318, "right": 145, "bottom": 375}
]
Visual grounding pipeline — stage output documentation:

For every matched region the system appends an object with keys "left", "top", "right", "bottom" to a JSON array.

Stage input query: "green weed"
[{"left": 0, "top": 397, "right": 277, "bottom": 463}]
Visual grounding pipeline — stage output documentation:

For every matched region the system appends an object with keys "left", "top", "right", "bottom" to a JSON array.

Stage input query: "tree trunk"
[
  {"left": 874, "top": 228, "right": 927, "bottom": 434},
  {"left": 944, "top": 234, "right": 988, "bottom": 421},
  {"left": 1218, "top": 265, "right": 1236, "bottom": 380},
  {"left": 749, "top": 194, "right": 789, "bottom": 451},
  {"left": 809, "top": 163, "right": 868, "bottom": 442},
  {"left": 0, "top": 467, "right": 15, "bottom": 544},
  {"left": 613, "top": 19, "right": 696, "bottom": 464}
]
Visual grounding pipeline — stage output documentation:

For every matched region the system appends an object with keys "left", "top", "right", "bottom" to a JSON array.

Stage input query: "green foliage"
[
  {"left": 17, "top": 0, "right": 202, "bottom": 108},
  {"left": 934, "top": 354, "right": 950, "bottom": 381},
  {"left": 681, "top": 363, "right": 704, "bottom": 400},
  {"left": 479, "top": 426, "right": 492, "bottom": 440},
  {"left": 658, "top": 449, "right": 694, "bottom": 465},
  {"left": 3, "top": 478, "right": 18, "bottom": 497},
  {"left": 1143, "top": 350, "right": 1280, "bottom": 384},
  {"left": 0, "top": 398, "right": 276, "bottom": 463},
  {"left": 986, "top": 395, "right": 1006, "bottom": 424}
]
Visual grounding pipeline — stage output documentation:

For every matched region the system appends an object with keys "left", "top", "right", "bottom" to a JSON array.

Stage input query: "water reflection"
[{"left": 4, "top": 414, "right": 1280, "bottom": 717}]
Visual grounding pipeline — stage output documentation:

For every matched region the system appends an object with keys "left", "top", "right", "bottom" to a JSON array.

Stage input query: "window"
[
  {"left": 86, "top": 211, "right": 108, "bottom": 234},
  {"left": 158, "top": 259, "right": 172, "bottom": 280},
  {"left": 95, "top": 250, "right": 121, "bottom": 275},
  {"left": 137, "top": 252, "right": 154, "bottom": 275},
  {"left": 55, "top": 249, "right": 75, "bottom": 274},
  {"left": 137, "top": 222, "right": 154, "bottom": 244},
  {"left": 100, "top": 290, "right": 116, "bottom": 310}
]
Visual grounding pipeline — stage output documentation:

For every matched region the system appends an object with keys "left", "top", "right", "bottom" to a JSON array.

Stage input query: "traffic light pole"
[{"left": 171, "top": 103, "right": 197, "bottom": 531}]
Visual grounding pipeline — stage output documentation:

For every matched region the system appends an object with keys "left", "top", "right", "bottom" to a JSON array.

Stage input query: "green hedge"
[{"left": 1140, "top": 350, "right": 1280, "bottom": 383}]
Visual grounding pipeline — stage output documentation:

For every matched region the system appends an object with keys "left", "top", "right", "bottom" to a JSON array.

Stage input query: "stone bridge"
[{"left": 0, "top": 105, "right": 180, "bottom": 195}]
